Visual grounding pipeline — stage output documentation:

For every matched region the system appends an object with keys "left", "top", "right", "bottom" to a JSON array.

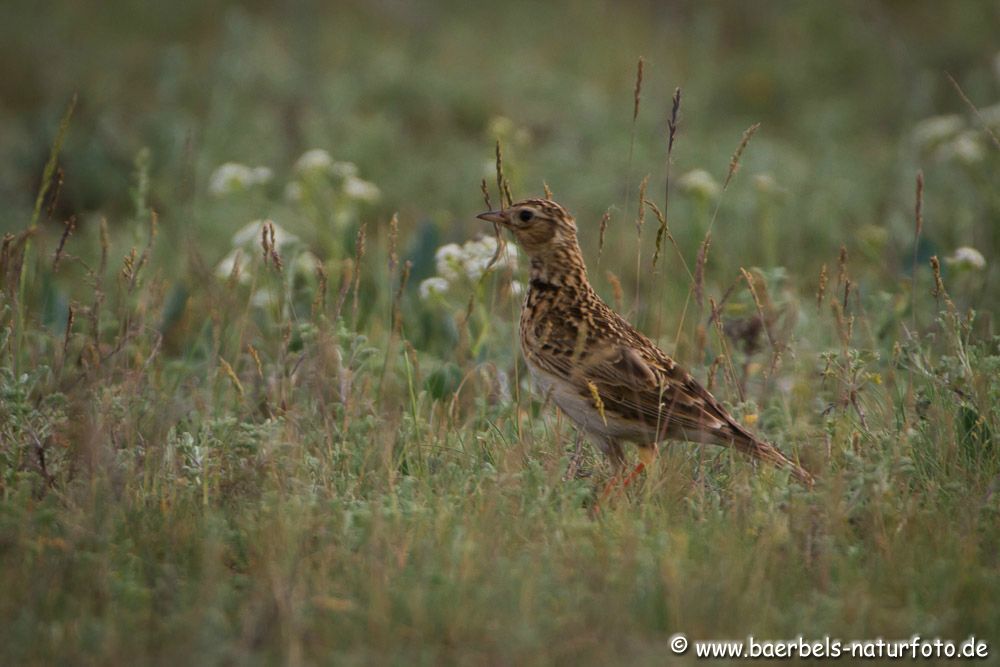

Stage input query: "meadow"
[{"left": 1, "top": 1, "right": 999, "bottom": 664}]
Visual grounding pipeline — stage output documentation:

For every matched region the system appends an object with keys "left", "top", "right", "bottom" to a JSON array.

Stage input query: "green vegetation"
[{"left": 2, "top": 1, "right": 999, "bottom": 663}]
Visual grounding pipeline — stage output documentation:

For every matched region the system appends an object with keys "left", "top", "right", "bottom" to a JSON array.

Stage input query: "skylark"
[{"left": 478, "top": 198, "right": 814, "bottom": 487}]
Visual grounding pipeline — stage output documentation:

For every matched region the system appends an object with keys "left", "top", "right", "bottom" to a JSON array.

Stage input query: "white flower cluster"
[
  {"left": 208, "top": 162, "right": 273, "bottom": 196},
  {"left": 911, "top": 107, "right": 1000, "bottom": 165},
  {"left": 215, "top": 219, "right": 302, "bottom": 284},
  {"left": 419, "top": 236, "right": 520, "bottom": 301},
  {"left": 678, "top": 169, "right": 721, "bottom": 200},
  {"left": 946, "top": 246, "right": 986, "bottom": 271},
  {"left": 292, "top": 148, "right": 380, "bottom": 203}
]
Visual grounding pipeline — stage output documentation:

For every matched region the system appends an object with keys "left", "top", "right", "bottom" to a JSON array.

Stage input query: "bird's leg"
[
  {"left": 596, "top": 444, "right": 657, "bottom": 508},
  {"left": 621, "top": 443, "right": 658, "bottom": 489},
  {"left": 595, "top": 438, "right": 627, "bottom": 506}
]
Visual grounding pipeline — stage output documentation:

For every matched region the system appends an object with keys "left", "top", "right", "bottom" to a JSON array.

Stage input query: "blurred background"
[{"left": 1, "top": 0, "right": 998, "bottom": 327}]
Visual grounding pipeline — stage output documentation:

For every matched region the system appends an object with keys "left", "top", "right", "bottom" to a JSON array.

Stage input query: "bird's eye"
[{"left": 518, "top": 209, "right": 534, "bottom": 223}]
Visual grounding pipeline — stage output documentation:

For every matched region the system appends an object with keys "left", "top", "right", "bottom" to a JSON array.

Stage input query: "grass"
[{"left": 2, "top": 1, "right": 1000, "bottom": 664}]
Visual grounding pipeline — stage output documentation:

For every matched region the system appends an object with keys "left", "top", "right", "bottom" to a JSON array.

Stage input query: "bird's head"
[{"left": 477, "top": 198, "right": 578, "bottom": 258}]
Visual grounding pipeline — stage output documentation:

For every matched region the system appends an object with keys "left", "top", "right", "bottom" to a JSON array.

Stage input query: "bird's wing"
[{"left": 530, "top": 336, "right": 732, "bottom": 437}]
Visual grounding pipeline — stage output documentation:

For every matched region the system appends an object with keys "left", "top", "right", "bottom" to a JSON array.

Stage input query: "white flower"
[
  {"left": 251, "top": 166, "right": 273, "bottom": 185},
  {"left": 330, "top": 161, "right": 358, "bottom": 179},
  {"left": 678, "top": 169, "right": 721, "bottom": 200},
  {"left": 463, "top": 237, "right": 517, "bottom": 279},
  {"left": 284, "top": 181, "right": 304, "bottom": 202},
  {"left": 912, "top": 115, "right": 964, "bottom": 149},
  {"left": 946, "top": 246, "right": 986, "bottom": 271},
  {"left": 980, "top": 102, "right": 1000, "bottom": 129},
  {"left": 231, "top": 219, "right": 299, "bottom": 249},
  {"left": 250, "top": 288, "right": 277, "bottom": 308},
  {"left": 293, "top": 251, "right": 322, "bottom": 277},
  {"left": 435, "top": 243, "right": 464, "bottom": 281},
  {"left": 419, "top": 277, "right": 450, "bottom": 301},
  {"left": 343, "top": 175, "right": 381, "bottom": 203},
  {"left": 487, "top": 115, "right": 515, "bottom": 138},
  {"left": 753, "top": 173, "right": 779, "bottom": 194},
  {"left": 937, "top": 132, "right": 985, "bottom": 165},
  {"left": 295, "top": 148, "right": 333, "bottom": 174},
  {"left": 208, "top": 162, "right": 271, "bottom": 196}
]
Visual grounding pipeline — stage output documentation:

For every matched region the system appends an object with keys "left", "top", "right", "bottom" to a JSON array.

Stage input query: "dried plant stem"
[
  {"left": 912, "top": 171, "right": 923, "bottom": 327},
  {"left": 633, "top": 175, "right": 649, "bottom": 310},
  {"left": 351, "top": 223, "right": 367, "bottom": 329},
  {"left": 654, "top": 87, "right": 682, "bottom": 271},
  {"left": 622, "top": 57, "right": 645, "bottom": 251},
  {"left": 16, "top": 94, "right": 76, "bottom": 368},
  {"left": 597, "top": 209, "right": 611, "bottom": 265},
  {"left": 946, "top": 72, "right": 1000, "bottom": 152}
]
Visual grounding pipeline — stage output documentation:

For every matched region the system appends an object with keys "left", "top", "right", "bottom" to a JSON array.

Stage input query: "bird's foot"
[{"left": 592, "top": 445, "right": 658, "bottom": 514}]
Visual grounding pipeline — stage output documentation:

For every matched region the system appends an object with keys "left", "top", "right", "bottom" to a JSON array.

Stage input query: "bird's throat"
[{"left": 528, "top": 245, "right": 590, "bottom": 293}]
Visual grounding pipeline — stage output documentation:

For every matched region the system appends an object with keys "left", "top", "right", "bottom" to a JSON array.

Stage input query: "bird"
[{"left": 477, "top": 198, "right": 814, "bottom": 490}]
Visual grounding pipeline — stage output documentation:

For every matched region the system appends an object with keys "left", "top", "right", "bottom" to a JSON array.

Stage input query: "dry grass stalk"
[
  {"left": 313, "top": 259, "right": 328, "bottom": 320},
  {"left": 262, "top": 220, "right": 282, "bottom": 272},
  {"left": 723, "top": 123, "right": 760, "bottom": 190},
  {"left": 621, "top": 57, "right": 646, "bottom": 260},
  {"left": 836, "top": 245, "right": 848, "bottom": 289},
  {"left": 28, "top": 94, "right": 76, "bottom": 234},
  {"left": 658, "top": 87, "right": 682, "bottom": 263},
  {"left": 52, "top": 215, "right": 76, "bottom": 272},
  {"left": 46, "top": 167, "right": 65, "bottom": 221},
  {"left": 247, "top": 344, "right": 264, "bottom": 381},
  {"left": 842, "top": 279, "right": 852, "bottom": 311},
  {"left": 632, "top": 56, "right": 645, "bottom": 123},
  {"left": 706, "top": 354, "right": 723, "bottom": 393},
  {"left": 708, "top": 295, "right": 744, "bottom": 401},
  {"left": 914, "top": 171, "right": 924, "bottom": 239},
  {"left": 393, "top": 260, "right": 412, "bottom": 334},
  {"left": 740, "top": 267, "right": 778, "bottom": 356},
  {"left": 121, "top": 247, "right": 138, "bottom": 284},
  {"left": 830, "top": 299, "right": 853, "bottom": 348},
  {"left": 351, "top": 223, "right": 367, "bottom": 327},
  {"left": 480, "top": 177, "right": 506, "bottom": 269},
  {"left": 634, "top": 175, "right": 649, "bottom": 306},
  {"left": 646, "top": 198, "right": 692, "bottom": 280},
  {"left": 946, "top": 72, "right": 1000, "bottom": 152},
  {"left": 62, "top": 304, "right": 75, "bottom": 357},
  {"left": 694, "top": 232, "right": 712, "bottom": 309},
  {"left": 543, "top": 182, "right": 553, "bottom": 200},
  {"left": 90, "top": 217, "right": 110, "bottom": 346},
  {"left": 816, "top": 263, "right": 828, "bottom": 308},
  {"left": 219, "top": 356, "right": 244, "bottom": 397},
  {"left": 636, "top": 175, "right": 649, "bottom": 235},
  {"left": 387, "top": 213, "right": 399, "bottom": 275},
  {"left": 912, "top": 171, "right": 923, "bottom": 324},
  {"left": 480, "top": 178, "right": 493, "bottom": 210},
  {"left": 494, "top": 139, "right": 514, "bottom": 208},
  {"left": 597, "top": 208, "right": 611, "bottom": 265},
  {"left": 128, "top": 211, "right": 158, "bottom": 292},
  {"left": 332, "top": 258, "right": 353, "bottom": 323},
  {"left": 929, "top": 256, "right": 947, "bottom": 300}
]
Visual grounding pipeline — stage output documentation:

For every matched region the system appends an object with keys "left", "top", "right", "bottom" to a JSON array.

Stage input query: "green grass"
[{"left": 2, "top": 1, "right": 1000, "bottom": 664}]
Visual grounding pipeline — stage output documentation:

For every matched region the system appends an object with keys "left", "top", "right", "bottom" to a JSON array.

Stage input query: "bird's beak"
[{"left": 477, "top": 209, "right": 508, "bottom": 226}]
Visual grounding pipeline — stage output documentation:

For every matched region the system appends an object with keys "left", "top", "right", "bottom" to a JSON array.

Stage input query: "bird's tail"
[{"left": 728, "top": 426, "right": 814, "bottom": 487}]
